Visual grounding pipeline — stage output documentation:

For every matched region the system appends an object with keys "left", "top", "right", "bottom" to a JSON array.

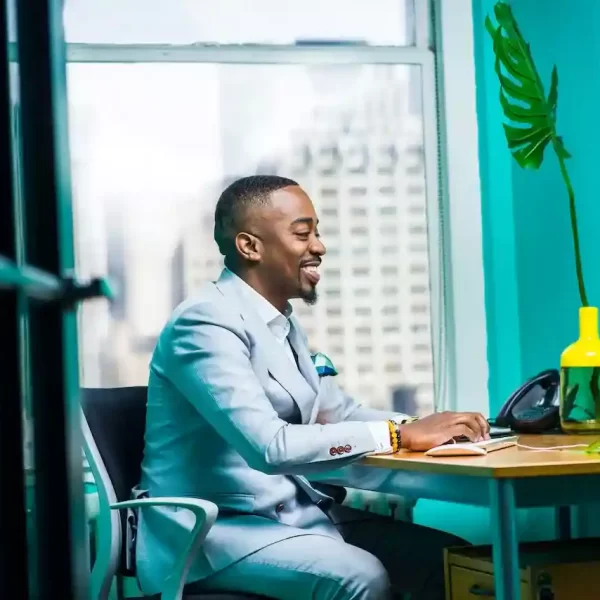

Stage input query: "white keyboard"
[
  {"left": 489, "top": 425, "right": 513, "bottom": 437},
  {"left": 425, "top": 436, "right": 518, "bottom": 457}
]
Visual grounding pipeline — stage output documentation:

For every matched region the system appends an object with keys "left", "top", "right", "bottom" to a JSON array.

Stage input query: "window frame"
[
  {"left": 2, "top": 0, "right": 96, "bottom": 596},
  {"left": 432, "top": 0, "right": 488, "bottom": 413},
  {"left": 63, "top": 0, "right": 488, "bottom": 414}
]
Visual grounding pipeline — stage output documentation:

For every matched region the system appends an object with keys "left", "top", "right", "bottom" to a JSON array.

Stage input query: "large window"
[
  {"left": 65, "top": 0, "right": 487, "bottom": 417},
  {"left": 63, "top": 0, "right": 417, "bottom": 46}
]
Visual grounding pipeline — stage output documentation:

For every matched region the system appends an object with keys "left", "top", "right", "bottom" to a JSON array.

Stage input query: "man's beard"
[{"left": 299, "top": 285, "right": 318, "bottom": 305}]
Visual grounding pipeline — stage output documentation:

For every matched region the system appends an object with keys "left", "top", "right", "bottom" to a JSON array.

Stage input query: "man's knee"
[
  {"left": 360, "top": 558, "right": 391, "bottom": 599},
  {"left": 337, "top": 552, "right": 391, "bottom": 600}
]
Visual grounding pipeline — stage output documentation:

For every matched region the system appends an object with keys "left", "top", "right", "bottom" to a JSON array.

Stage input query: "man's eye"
[{"left": 296, "top": 231, "right": 310, "bottom": 239}]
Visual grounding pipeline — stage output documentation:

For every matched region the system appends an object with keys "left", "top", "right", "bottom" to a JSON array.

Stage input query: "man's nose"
[{"left": 310, "top": 237, "right": 326, "bottom": 255}]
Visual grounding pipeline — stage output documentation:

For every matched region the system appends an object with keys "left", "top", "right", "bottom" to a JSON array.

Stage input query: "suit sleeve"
[
  {"left": 315, "top": 375, "right": 409, "bottom": 424},
  {"left": 164, "top": 304, "right": 379, "bottom": 475}
]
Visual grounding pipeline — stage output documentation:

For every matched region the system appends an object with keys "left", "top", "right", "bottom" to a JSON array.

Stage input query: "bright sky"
[
  {"left": 67, "top": 63, "right": 321, "bottom": 245},
  {"left": 62, "top": 1, "right": 413, "bottom": 336},
  {"left": 64, "top": 1, "right": 411, "bottom": 245},
  {"left": 63, "top": 0, "right": 410, "bottom": 45}
]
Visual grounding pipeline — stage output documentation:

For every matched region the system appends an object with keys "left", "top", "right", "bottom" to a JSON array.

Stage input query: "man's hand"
[{"left": 398, "top": 412, "right": 490, "bottom": 451}]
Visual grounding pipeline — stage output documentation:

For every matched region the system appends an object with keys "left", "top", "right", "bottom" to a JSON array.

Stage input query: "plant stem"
[
  {"left": 555, "top": 148, "right": 588, "bottom": 306},
  {"left": 592, "top": 367, "right": 600, "bottom": 417},
  {"left": 556, "top": 148, "right": 600, "bottom": 424}
]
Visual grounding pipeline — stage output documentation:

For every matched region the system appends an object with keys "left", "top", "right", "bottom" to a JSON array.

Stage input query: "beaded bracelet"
[{"left": 387, "top": 420, "right": 400, "bottom": 453}]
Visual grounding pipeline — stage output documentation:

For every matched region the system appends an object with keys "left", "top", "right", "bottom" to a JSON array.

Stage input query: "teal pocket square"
[{"left": 311, "top": 352, "right": 338, "bottom": 377}]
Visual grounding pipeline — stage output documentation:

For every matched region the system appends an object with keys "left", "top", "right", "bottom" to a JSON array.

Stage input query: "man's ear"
[{"left": 235, "top": 232, "right": 262, "bottom": 263}]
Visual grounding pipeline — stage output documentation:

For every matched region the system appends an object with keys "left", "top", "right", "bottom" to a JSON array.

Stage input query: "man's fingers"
[
  {"left": 460, "top": 412, "right": 489, "bottom": 439},
  {"left": 451, "top": 414, "right": 485, "bottom": 440},
  {"left": 473, "top": 413, "right": 490, "bottom": 439},
  {"left": 451, "top": 423, "right": 479, "bottom": 441}
]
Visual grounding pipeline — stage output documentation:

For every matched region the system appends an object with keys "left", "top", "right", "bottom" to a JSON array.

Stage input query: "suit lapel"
[
  {"left": 288, "top": 318, "right": 318, "bottom": 393},
  {"left": 215, "top": 273, "right": 317, "bottom": 424},
  {"left": 288, "top": 318, "right": 321, "bottom": 423}
]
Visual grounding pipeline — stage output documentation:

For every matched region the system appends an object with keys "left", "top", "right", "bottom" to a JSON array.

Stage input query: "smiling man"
[
  {"left": 215, "top": 175, "right": 323, "bottom": 309},
  {"left": 137, "top": 175, "right": 489, "bottom": 600}
]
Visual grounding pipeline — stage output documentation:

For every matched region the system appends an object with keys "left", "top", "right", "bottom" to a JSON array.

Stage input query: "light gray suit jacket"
[{"left": 136, "top": 269, "right": 402, "bottom": 594}]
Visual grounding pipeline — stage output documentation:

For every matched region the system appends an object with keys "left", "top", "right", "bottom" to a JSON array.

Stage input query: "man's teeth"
[{"left": 303, "top": 266, "right": 319, "bottom": 273}]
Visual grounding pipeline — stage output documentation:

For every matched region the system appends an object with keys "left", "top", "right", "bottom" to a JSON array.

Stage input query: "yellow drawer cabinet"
[
  {"left": 448, "top": 565, "right": 530, "bottom": 599},
  {"left": 444, "top": 539, "right": 600, "bottom": 599}
]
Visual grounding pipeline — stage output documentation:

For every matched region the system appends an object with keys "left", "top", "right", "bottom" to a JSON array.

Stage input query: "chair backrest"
[
  {"left": 80, "top": 386, "right": 148, "bottom": 600},
  {"left": 81, "top": 386, "right": 148, "bottom": 504}
]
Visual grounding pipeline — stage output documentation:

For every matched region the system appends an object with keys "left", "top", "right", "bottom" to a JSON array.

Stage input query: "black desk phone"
[{"left": 490, "top": 369, "right": 560, "bottom": 434}]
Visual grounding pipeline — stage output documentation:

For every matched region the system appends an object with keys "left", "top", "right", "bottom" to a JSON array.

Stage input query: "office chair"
[{"left": 81, "top": 386, "right": 268, "bottom": 600}]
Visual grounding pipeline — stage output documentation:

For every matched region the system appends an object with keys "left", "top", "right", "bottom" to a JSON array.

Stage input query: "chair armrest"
[{"left": 110, "top": 497, "right": 218, "bottom": 600}]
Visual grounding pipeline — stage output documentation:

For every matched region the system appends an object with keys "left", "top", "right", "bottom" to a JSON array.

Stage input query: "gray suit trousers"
[{"left": 190, "top": 504, "right": 467, "bottom": 600}]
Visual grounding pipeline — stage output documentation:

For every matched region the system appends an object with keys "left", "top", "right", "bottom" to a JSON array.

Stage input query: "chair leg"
[{"left": 121, "top": 574, "right": 145, "bottom": 599}]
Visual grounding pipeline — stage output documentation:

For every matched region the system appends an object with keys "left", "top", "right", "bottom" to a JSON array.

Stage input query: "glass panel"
[
  {"left": 2, "top": 0, "right": 20, "bottom": 265},
  {"left": 7, "top": 0, "right": 88, "bottom": 596},
  {"left": 69, "top": 62, "right": 433, "bottom": 415},
  {"left": 64, "top": 0, "right": 415, "bottom": 46}
]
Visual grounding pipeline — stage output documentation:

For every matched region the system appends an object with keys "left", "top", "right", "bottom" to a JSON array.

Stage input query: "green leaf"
[
  {"left": 487, "top": 2, "right": 586, "bottom": 305},
  {"left": 486, "top": 2, "right": 569, "bottom": 169},
  {"left": 554, "top": 136, "right": 571, "bottom": 159},
  {"left": 503, "top": 124, "right": 549, "bottom": 146},
  {"left": 499, "top": 97, "right": 547, "bottom": 128},
  {"left": 513, "top": 133, "right": 552, "bottom": 169},
  {"left": 585, "top": 440, "right": 600, "bottom": 454},
  {"left": 562, "top": 383, "right": 580, "bottom": 421},
  {"left": 547, "top": 66, "right": 558, "bottom": 112}
]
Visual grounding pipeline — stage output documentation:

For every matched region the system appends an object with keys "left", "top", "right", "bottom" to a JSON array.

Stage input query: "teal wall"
[
  {"left": 480, "top": 0, "right": 600, "bottom": 539},
  {"left": 479, "top": 0, "right": 600, "bottom": 412},
  {"left": 417, "top": 0, "right": 600, "bottom": 542},
  {"left": 473, "top": 0, "right": 523, "bottom": 416},
  {"left": 509, "top": 0, "right": 600, "bottom": 381}
]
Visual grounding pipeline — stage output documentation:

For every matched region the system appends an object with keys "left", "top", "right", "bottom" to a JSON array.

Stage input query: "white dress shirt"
[{"left": 227, "top": 269, "right": 397, "bottom": 454}]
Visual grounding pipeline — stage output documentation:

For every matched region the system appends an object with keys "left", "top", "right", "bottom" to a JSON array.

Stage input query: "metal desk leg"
[
  {"left": 489, "top": 479, "right": 520, "bottom": 600},
  {"left": 555, "top": 505, "right": 572, "bottom": 540}
]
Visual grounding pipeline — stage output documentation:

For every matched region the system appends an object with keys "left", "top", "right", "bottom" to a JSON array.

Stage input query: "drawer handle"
[{"left": 469, "top": 584, "right": 495, "bottom": 596}]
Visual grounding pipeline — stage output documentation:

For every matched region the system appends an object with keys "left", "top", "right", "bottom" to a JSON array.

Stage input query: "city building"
[{"left": 179, "top": 65, "right": 434, "bottom": 413}]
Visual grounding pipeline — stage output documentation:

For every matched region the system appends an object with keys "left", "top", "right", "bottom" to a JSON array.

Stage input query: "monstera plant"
[
  {"left": 485, "top": 1, "right": 587, "bottom": 305},
  {"left": 486, "top": 1, "right": 600, "bottom": 430}
]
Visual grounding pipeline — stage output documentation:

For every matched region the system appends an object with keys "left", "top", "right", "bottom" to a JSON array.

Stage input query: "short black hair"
[{"left": 213, "top": 175, "right": 298, "bottom": 265}]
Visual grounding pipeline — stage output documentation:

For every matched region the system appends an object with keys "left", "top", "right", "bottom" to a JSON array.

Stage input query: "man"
[{"left": 137, "top": 175, "right": 489, "bottom": 599}]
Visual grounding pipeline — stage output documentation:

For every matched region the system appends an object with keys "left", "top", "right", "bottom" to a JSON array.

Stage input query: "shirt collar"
[{"left": 224, "top": 268, "right": 293, "bottom": 339}]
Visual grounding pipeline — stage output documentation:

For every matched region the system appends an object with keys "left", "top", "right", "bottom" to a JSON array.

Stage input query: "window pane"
[
  {"left": 69, "top": 61, "right": 433, "bottom": 414},
  {"left": 63, "top": 0, "right": 415, "bottom": 46}
]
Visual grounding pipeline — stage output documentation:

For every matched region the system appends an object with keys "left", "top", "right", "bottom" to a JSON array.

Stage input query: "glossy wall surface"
[
  {"left": 476, "top": 0, "right": 600, "bottom": 415},
  {"left": 438, "top": 0, "right": 600, "bottom": 544}
]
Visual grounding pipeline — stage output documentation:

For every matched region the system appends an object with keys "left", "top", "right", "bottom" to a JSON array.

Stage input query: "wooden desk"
[
  {"left": 362, "top": 435, "right": 600, "bottom": 600},
  {"left": 364, "top": 434, "right": 600, "bottom": 477}
]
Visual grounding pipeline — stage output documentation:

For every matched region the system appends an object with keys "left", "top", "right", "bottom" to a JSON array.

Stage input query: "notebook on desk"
[{"left": 425, "top": 436, "right": 518, "bottom": 457}]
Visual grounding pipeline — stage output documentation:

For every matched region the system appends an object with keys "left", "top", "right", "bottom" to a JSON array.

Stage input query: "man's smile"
[{"left": 300, "top": 261, "right": 321, "bottom": 285}]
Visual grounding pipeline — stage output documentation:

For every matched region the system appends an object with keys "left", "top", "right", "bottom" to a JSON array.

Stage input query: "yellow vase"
[{"left": 560, "top": 307, "right": 600, "bottom": 433}]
